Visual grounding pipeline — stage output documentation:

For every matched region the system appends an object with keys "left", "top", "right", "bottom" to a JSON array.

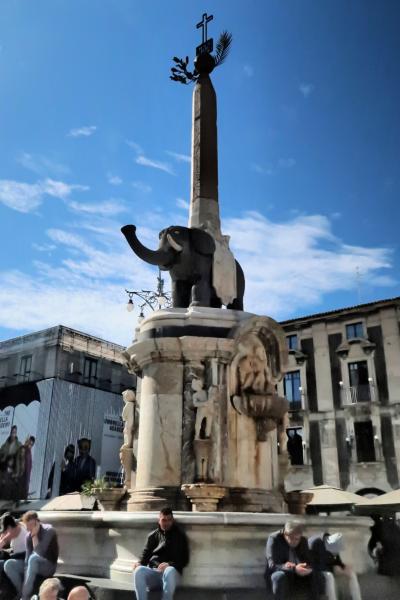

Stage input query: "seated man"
[
  {"left": 5, "top": 511, "right": 59, "bottom": 600},
  {"left": 133, "top": 507, "right": 189, "bottom": 600},
  {"left": 308, "top": 532, "right": 361, "bottom": 600},
  {"left": 265, "top": 520, "right": 323, "bottom": 600}
]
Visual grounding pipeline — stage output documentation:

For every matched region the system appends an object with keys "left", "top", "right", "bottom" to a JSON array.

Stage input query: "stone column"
[
  {"left": 312, "top": 322, "right": 335, "bottom": 412},
  {"left": 128, "top": 356, "right": 184, "bottom": 510},
  {"left": 189, "top": 73, "right": 221, "bottom": 236},
  {"left": 381, "top": 307, "right": 400, "bottom": 404},
  {"left": 319, "top": 416, "right": 340, "bottom": 487}
]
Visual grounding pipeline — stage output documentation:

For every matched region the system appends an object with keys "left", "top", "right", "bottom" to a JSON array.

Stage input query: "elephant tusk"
[{"left": 167, "top": 233, "right": 183, "bottom": 252}]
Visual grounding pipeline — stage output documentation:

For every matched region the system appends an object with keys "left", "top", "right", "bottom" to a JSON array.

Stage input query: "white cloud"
[
  {"left": 0, "top": 180, "right": 43, "bottom": 212},
  {"left": 176, "top": 197, "right": 190, "bottom": 210},
  {"left": 251, "top": 163, "right": 273, "bottom": 176},
  {"left": 0, "top": 178, "right": 89, "bottom": 213},
  {"left": 42, "top": 178, "right": 88, "bottom": 199},
  {"left": 67, "top": 125, "right": 97, "bottom": 138},
  {"left": 251, "top": 159, "right": 296, "bottom": 175},
  {"left": 17, "top": 152, "right": 70, "bottom": 176},
  {"left": 0, "top": 219, "right": 160, "bottom": 345},
  {"left": 32, "top": 242, "right": 56, "bottom": 253},
  {"left": 107, "top": 173, "right": 123, "bottom": 186},
  {"left": 243, "top": 64, "right": 254, "bottom": 77},
  {"left": 127, "top": 140, "right": 174, "bottom": 175},
  {"left": 68, "top": 199, "right": 127, "bottom": 216},
  {"left": 166, "top": 151, "right": 191, "bottom": 163},
  {"left": 131, "top": 181, "right": 152, "bottom": 193},
  {"left": 278, "top": 158, "right": 296, "bottom": 169},
  {"left": 224, "top": 212, "right": 395, "bottom": 318},
  {"left": 136, "top": 155, "right": 174, "bottom": 175},
  {"left": 126, "top": 140, "right": 144, "bottom": 154},
  {"left": 0, "top": 207, "right": 395, "bottom": 345},
  {"left": 299, "top": 83, "right": 315, "bottom": 98}
]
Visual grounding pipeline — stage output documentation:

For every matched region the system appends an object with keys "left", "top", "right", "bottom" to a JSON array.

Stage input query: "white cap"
[{"left": 324, "top": 532, "right": 344, "bottom": 554}]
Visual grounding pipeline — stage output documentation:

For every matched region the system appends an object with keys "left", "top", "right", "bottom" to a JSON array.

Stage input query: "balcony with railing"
[{"left": 340, "top": 380, "right": 376, "bottom": 406}]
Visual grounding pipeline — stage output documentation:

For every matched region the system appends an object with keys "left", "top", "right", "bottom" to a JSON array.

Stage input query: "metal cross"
[{"left": 196, "top": 13, "right": 213, "bottom": 44}]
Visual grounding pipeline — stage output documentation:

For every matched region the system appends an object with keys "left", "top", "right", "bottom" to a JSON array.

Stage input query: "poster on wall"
[
  {"left": 0, "top": 406, "right": 14, "bottom": 447},
  {"left": 0, "top": 400, "right": 40, "bottom": 501},
  {"left": 100, "top": 412, "right": 124, "bottom": 484}
]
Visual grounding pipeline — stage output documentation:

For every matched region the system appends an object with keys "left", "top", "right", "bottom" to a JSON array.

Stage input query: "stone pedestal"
[
  {"left": 284, "top": 491, "right": 313, "bottom": 515},
  {"left": 124, "top": 307, "right": 288, "bottom": 512},
  {"left": 120, "top": 446, "right": 136, "bottom": 491},
  {"left": 181, "top": 483, "right": 226, "bottom": 511},
  {"left": 193, "top": 439, "right": 212, "bottom": 482}
]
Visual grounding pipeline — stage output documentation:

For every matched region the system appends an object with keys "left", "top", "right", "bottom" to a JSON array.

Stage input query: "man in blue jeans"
[
  {"left": 265, "top": 521, "right": 323, "bottom": 600},
  {"left": 133, "top": 507, "right": 189, "bottom": 600},
  {"left": 5, "top": 511, "right": 59, "bottom": 600}
]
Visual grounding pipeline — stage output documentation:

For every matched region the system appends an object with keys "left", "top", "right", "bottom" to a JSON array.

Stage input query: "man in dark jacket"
[
  {"left": 4, "top": 511, "right": 59, "bottom": 600},
  {"left": 72, "top": 438, "right": 96, "bottom": 492},
  {"left": 265, "top": 521, "right": 323, "bottom": 600},
  {"left": 133, "top": 507, "right": 189, "bottom": 600}
]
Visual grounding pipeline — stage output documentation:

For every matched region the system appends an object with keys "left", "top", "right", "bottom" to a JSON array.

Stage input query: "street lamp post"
[{"left": 125, "top": 270, "right": 172, "bottom": 322}]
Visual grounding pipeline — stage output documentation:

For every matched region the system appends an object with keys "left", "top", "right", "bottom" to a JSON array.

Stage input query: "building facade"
[
  {"left": 0, "top": 325, "right": 136, "bottom": 499},
  {"left": 279, "top": 297, "right": 400, "bottom": 495}
]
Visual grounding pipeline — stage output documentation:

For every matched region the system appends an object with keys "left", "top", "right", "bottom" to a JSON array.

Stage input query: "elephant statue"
[{"left": 121, "top": 224, "right": 245, "bottom": 310}]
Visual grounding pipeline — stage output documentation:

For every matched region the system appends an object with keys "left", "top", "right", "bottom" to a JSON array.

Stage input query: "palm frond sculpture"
[
  {"left": 170, "top": 31, "right": 233, "bottom": 84},
  {"left": 213, "top": 31, "right": 232, "bottom": 67}
]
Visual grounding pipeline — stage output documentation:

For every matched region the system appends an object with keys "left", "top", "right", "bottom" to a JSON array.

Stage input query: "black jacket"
[
  {"left": 139, "top": 524, "right": 189, "bottom": 574},
  {"left": 308, "top": 533, "right": 345, "bottom": 572},
  {"left": 265, "top": 530, "right": 312, "bottom": 578}
]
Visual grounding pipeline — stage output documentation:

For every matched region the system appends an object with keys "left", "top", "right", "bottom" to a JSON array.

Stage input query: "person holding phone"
[{"left": 265, "top": 520, "right": 324, "bottom": 599}]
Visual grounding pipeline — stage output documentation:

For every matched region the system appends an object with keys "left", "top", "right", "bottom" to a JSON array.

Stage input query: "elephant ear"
[{"left": 190, "top": 228, "right": 216, "bottom": 255}]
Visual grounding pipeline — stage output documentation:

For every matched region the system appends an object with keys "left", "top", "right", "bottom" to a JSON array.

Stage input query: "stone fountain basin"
[{"left": 41, "top": 511, "right": 372, "bottom": 588}]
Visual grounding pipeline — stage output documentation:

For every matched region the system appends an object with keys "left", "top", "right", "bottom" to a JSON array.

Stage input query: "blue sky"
[{"left": 0, "top": 0, "right": 399, "bottom": 346}]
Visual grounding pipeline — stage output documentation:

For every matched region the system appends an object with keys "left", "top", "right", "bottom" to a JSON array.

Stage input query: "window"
[
  {"left": 354, "top": 420, "right": 376, "bottom": 462},
  {"left": 346, "top": 322, "right": 364, "bottom": 339},
  {"left": 83, "top": 358, "right": 98, "bottom": 386},
  {"left": 20, "top": 355, "right": 32, "bottom": 381},
  {"left": 284, "top": 370, "right": 302, "bottom": 410},
  {"left": 286, "top": 427, "right": 304, "bottom": 465},
  {"left": 348, "top": 361, "right": 370, "bottom": 402},
  {"left": 286, "top": 334, "right": 298, "bottom": 351}
]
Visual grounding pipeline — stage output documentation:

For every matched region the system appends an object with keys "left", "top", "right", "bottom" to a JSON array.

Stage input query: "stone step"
[{"left": 56, "top": 573, "right": 400, "bottom": 600}]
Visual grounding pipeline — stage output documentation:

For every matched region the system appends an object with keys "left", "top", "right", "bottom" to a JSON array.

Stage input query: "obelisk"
[{"left": 188, "top": 52, "right": 221, "bottom": 237}]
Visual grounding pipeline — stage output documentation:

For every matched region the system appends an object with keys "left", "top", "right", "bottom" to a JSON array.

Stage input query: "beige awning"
[
  {"left": 354, "top": 488, "right": 400, "bottom": 507},
  {"left": 41, "top": 492, "right": 97, "bottom": 511},
  {"left": 301, "top": 484, "right": 368, "bottom": 506}
]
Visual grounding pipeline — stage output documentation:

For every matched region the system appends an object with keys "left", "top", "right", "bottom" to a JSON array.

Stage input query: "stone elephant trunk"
[{"left": 121, "top": 224, "right": 174, "bottom": 268}]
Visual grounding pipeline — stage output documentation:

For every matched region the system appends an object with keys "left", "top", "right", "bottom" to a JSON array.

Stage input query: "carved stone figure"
[
  {"left": 121, "top": 389, "right": 136, "bottom": 448},
  {"left": 121, "top": 224, "right": 245, "bottom": 309},
  {"left": 229, "top": 330, "right": 288, "bottom": 441},
  {"left": 230, "top": 333, "right": 271, "bottom": 396},
  {"left": 192, "top": 377, "right": 215, "bottom": 439},
  {"left": 120, "top": 389, "right": 138, "bottom": 490}
]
